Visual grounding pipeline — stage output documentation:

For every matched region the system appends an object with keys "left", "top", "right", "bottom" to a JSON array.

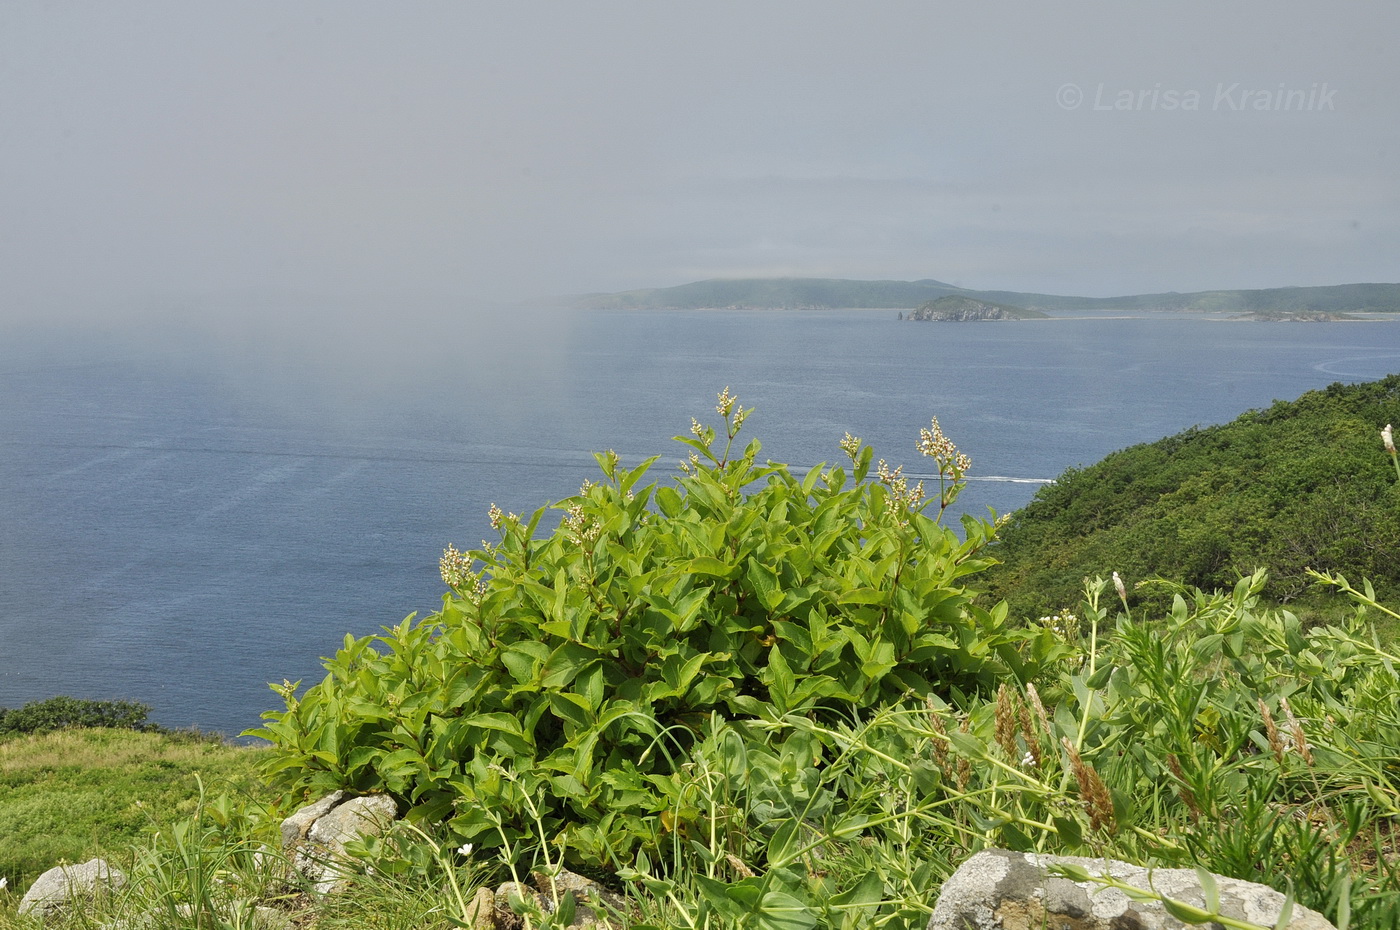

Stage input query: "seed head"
[
  {"left": 1280, "top": 696, "right": 1314, "bottom": 766},
  {"left": 1259, "top": 699, "right": 1286, "bottom": 764},
  {"left": 994, "top": 684, "right": 1019, "bottom": 760},
  {"left": 926, "top": 697, "right": 956, "bottom": 782},
  {"left": 1062, "top": 737, "right": 1115, "bottom": 834},
  {"left": 955, "top": 717, "right": 972, "bottom": 789},
  {"left": 1165, "top": 754, "right": 1201, "bottom": 821},
  {"left": 1025, "top": 682, "right": 1053, "bottom": 743}
]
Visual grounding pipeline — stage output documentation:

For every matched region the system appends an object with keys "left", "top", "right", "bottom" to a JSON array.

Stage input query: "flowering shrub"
[{"left": 250, "top": 392, "right": 1022, "bottom": 869}]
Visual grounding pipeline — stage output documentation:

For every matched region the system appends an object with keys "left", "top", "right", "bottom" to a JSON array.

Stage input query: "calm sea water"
[{"left": 4, "top": 309, "right": 1399, "bottom": 736}]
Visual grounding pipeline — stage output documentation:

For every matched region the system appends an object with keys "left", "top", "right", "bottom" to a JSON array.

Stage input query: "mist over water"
[{"left": 3, "top": 307, "right": 1399, "bottom": 736}]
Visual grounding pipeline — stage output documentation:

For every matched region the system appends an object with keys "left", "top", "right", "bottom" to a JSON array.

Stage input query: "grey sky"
[{"left": 2, "top": 1, "right": 1397, "bottom": 327}]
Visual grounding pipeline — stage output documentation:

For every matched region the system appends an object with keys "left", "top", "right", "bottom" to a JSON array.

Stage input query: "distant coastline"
[{"left": 572, "top": 277, "right": 1400, "bottom": 317}]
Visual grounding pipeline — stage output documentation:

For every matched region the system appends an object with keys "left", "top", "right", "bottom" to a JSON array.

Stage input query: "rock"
[
  {"left": 278, "top": 789, "right": 345, "bottom": 848},
  {"left": 463, "top": 885, "right": 497, "bottom": 929},
  {"left": 927, "top": 849, "right": 1336, "bottom": 930},
  {"left": 492, "top": 869, "right": 625, "bottom": 929},
  {"left": 305, "top": 794, "right": 399, "bottom": 850},
  {"left": 19, "top": 858, "right": 127, "bottom": 917},
  {"left": 280, "top": 792, "right": 398, "bottom": 895},
  {"left": 531, "top": 868, "right": 629, "bottom": 918}
]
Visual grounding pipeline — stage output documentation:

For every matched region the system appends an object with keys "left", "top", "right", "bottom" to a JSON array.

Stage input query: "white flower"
[
  {"left": 1112, "top": 571, "right": 1127, "bottom": 602},
  {"left": 1383, "top": 424, "right": 1395, "bottom": 454},
  {"left": 1020, "top": 751, "right": 1035, "bottom": 768},
  {"left": 0, "top": 876, "right": 8, "bottom": 890},
  {"left": 457, "top": 843, "right": 474, "bottom": 857}
]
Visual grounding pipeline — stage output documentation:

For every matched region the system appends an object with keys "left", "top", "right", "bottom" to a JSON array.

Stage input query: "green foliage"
[
  {"left": 985, "top": 374, "right": 1400, "bottom": 616},
  {"left": 0, "top": 696, "right": 154, "bottom": 736},
  {"left": 251, "top": 395, "right": 1020, "bottom": 872}
]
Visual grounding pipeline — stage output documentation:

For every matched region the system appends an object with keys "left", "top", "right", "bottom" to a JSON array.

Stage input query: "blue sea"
[{"left": 4, "top": 308, "right": 1399, "bottom": 737}]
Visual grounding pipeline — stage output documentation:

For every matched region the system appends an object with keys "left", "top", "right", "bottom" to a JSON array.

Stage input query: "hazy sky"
[{"left": 2, "top": 1, "right": 1397, "bottom": 326}]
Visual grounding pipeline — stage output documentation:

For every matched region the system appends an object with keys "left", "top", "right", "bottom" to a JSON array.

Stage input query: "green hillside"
[
  {"left": 574, "top": 277, "right": 1400, "bottom": 314},
  {"left": 983, "top": 374, "right": 1400, "bottom": 617}
]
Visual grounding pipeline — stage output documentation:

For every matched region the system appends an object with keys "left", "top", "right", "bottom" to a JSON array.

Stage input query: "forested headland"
[{"left": 984, "top": 374, "right": 1400, "bottom": 617}]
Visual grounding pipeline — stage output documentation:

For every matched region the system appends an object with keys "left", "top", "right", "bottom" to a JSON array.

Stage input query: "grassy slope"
[
  {"left": 983, "top": 374, "right": 1400, "bottom": 619},
  {"left": 0, "top": 729, "right": 268, "bottom": 890}
]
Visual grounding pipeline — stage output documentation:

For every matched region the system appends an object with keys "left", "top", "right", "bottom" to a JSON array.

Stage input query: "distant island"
[
  {"left": 572, "top": 277, "right": 1400, "bottom": 316},
  {"left": 1234, "top": 310, "right": 1359, "bottom": 322},
  {"left": 904, "top": 296, "right": 1047, "bottom": 322}
]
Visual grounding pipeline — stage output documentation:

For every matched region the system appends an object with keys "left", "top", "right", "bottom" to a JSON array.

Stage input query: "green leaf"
[
  {"left": 948, "top": 729, "right": 986, "bottom": 758},
  {"left": 656, "top": 486, "right": 684, "bottom": 517},
  {"left": 756, "top": 891, "right": 818, "bottom": 930},
  {"left": 766, "top": 818, "right": 802, "bottom": 866},
  {"left": 766, "top": 646, "right": 796, "bottom": 711},
  {"left": 1053, "top": 815, "right": 1083, "bottom": 847},
  {"left": 680, "top": 556, "right": 738, "bottom": 579},
  {"left": 547, "top": 691, "right": 593, "bottom": 729},
  {"left": 469, "top": 713, "right": 525, "bottom": 737},
  {"left": 1274, "top": 881, "right": 1295, "bottom": 930},
  {"left": 827, "top": 870, "right": 882, "bottom": 928},
  {"left": 619, "top": 455, "right": 660, "bottom": 495},
  {"left": 1194, "top": 866, "right": 1219, "bottom": 913},
  {"left": 837, "top": 587, "right": 886, "bottom": 606},
  {"left": 1160, "top": 896, "right": 1215, "bottom": 924},
  {"left": 541, "top": 644, "right": 598, "bottom": 689},
  {"left": 747, "top": 560, "right": 783, "bottom": 611}
]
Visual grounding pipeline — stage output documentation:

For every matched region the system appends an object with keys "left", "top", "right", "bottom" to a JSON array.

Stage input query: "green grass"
[{"left": 0, "top": 729, "right": 269, "bottom": 891}]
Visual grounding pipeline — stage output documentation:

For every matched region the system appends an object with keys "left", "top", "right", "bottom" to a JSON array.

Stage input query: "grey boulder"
[
  {"left": 20, "top": 858, "right": 127, "bottom": 917},
  {"left": 928, "top": 849, "right": 1335, "bottom": 930},
  {"left": 280, "top": 792, "right": 399, "bottom": 895}
]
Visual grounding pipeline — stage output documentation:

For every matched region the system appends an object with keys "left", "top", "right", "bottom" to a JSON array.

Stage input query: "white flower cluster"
[
  {"left": 874, "top": 458, "right": 926, "bottom": 522},
  {"left": 440, "top": 545, "right": 488, "bottom": 603},
  {"left": 563, "top": 504, "right": 601, "bottom": 546},
  {"left": 839, "top": 432, "right": 861, "bottom": 461},
  {"left": 917, "top": 417, "right": 972, "bottom": 476},
  {"left": 1037, "top": 610, "right": 1080, "bottom": 639}
]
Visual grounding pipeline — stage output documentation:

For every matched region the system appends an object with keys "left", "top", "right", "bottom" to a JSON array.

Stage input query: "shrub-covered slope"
[{"left": 985, "top": 374, "right": 1400, "bottom": 616}]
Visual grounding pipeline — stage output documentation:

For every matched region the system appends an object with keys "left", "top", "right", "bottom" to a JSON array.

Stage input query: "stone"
[
  {"left": 19, "top": 858, "right": 127, "bottom": 917},
  {"left": 278, "top": 789, "right": 345, "bottom": 848},
  {"left": 492, "top": 869, "right": 625, "bottom": 929},
  {"left": 280, "top": 792, "right": 399, "bottom": 895},
  {"left": 927, "top": 849, "right": 1336, "bottom": 930},
  {"left": 463, "top": 885, "right": 497, "bottom": 929},
  {"left": 531, "top": 868, "right": 629, "bottom": 919}
]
